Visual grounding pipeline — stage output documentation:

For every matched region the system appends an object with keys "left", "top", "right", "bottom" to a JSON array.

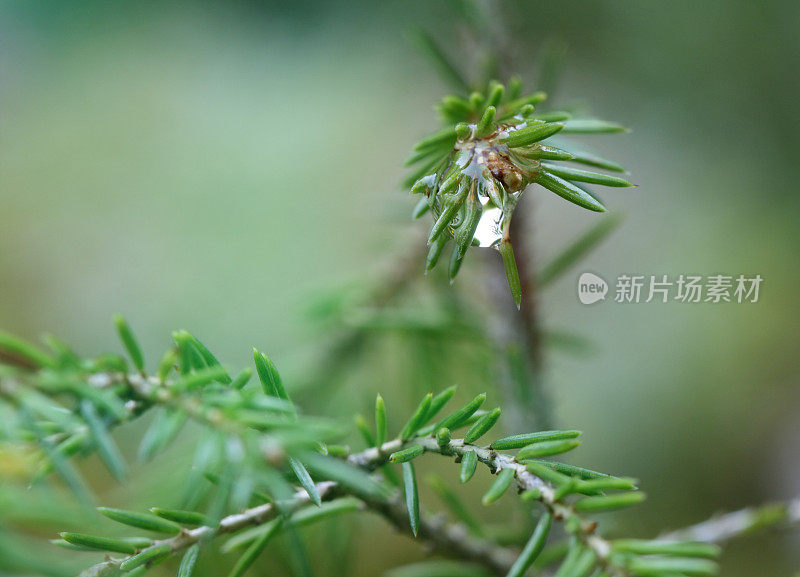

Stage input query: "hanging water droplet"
[{"left": 473, "top": 205, "right": 503, "bottom": 247}]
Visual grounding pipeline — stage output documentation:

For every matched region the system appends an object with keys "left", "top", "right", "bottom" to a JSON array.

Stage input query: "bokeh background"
[{"left": 2, "top": 1, "right": 799, "bottom": 576}]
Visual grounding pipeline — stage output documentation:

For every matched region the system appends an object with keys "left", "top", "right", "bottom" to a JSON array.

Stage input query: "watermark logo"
[
  {"left": 577, "top": 273, "right": 762, "bottom": 304},
  {"left": 577, "top": 272, "right": 608, "bottom": 305}
]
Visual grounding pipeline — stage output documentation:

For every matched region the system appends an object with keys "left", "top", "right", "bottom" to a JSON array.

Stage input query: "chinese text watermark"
[{"left": 578, "top": 273, "right": 762, "bottom": 305}]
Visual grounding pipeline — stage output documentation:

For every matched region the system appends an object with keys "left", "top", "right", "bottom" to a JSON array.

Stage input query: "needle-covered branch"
[
  {"left": 0, "top": 323, "right": 728, "bottom": 577},
  {"left": 406, "top": 79, "right": 633, "bottom": 304}
]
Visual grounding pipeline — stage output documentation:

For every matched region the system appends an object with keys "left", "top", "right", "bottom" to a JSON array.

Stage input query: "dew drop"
[{"left": 473, "top": 205, "right": 503, "bottom": 247}]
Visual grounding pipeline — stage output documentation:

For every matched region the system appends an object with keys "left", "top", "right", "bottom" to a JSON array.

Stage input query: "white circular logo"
[{"left": 577, "top": 272, "right": 608, "bottom": 305}]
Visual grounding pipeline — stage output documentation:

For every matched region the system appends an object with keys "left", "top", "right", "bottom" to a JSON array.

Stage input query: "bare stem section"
[{"left": 660, "top": 498, "right": 800, "bottom": 544}]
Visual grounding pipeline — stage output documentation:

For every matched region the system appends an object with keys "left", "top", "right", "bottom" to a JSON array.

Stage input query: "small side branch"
[{"left": 659, "top": 498, "right": 800, "bottom": 544}]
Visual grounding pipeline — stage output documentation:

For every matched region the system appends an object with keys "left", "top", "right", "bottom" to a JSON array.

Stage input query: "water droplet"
[{"left": 473, "top": 205, "right": 503, "bottom": 247}]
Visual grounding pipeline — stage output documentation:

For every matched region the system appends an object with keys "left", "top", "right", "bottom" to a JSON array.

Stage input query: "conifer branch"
[
  {"left": 353, "top": 435, "right": 623, "bottom": 575},
  {"left": 0, "top": 326, "right": 719, "bottom": 577},
  {"left": 75, "top": 468, "right": 521, "bottom": 577},
  {"left": 75, "top": 482, "right": 341, "bottom": 576}
]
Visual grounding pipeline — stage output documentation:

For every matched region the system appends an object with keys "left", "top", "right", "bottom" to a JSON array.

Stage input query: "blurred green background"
[{"left": 2, "top": 1, "right": 799, "bottom": 576}]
